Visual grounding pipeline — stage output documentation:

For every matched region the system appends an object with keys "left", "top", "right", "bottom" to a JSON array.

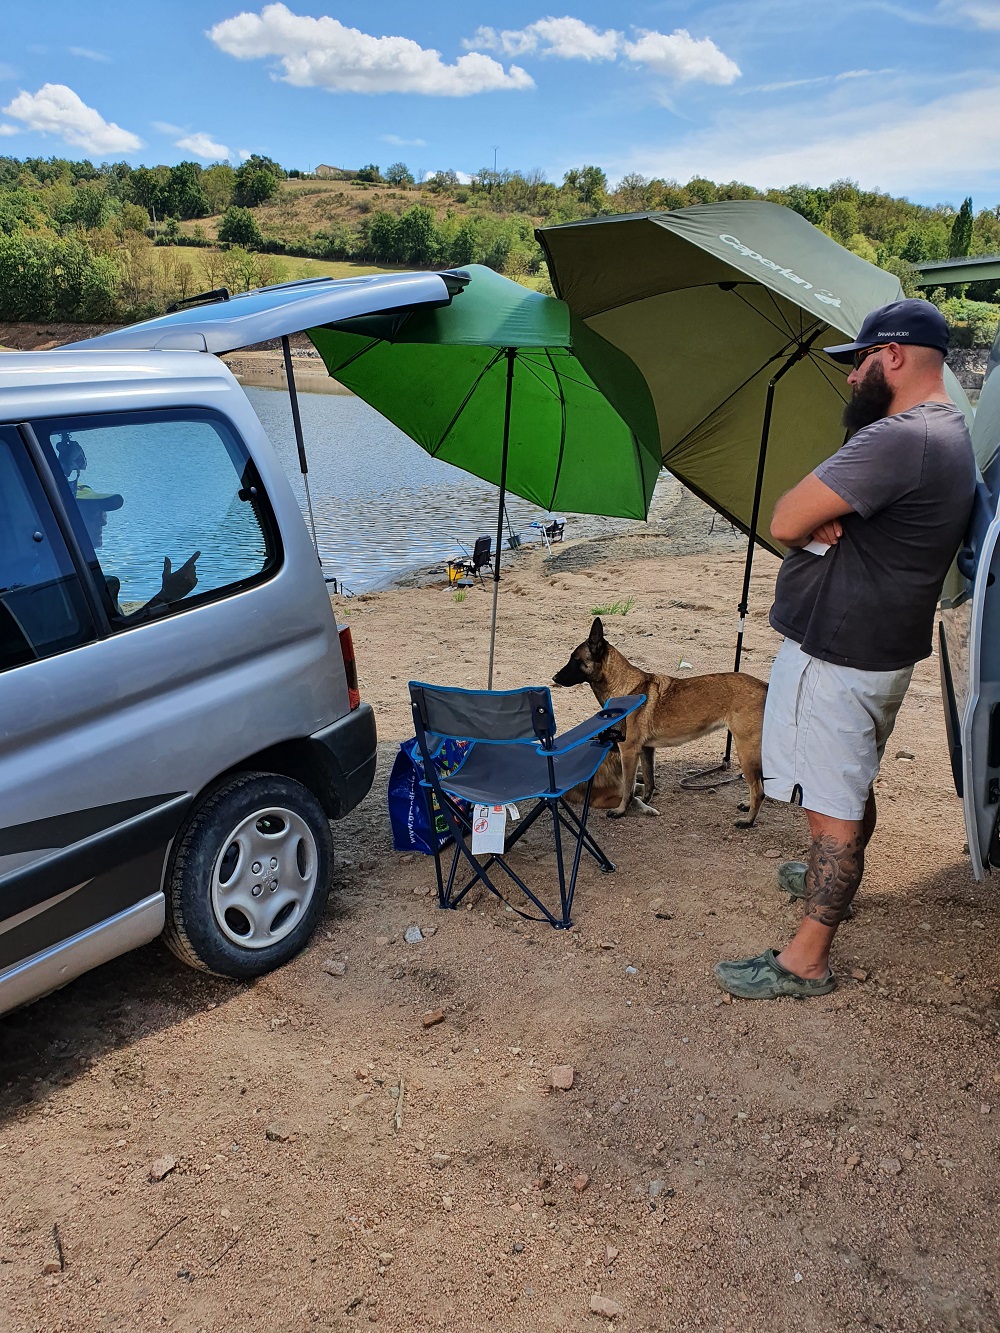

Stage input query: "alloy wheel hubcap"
[{"left": 210, "top": 806, "right": 318, "bottom": 949}]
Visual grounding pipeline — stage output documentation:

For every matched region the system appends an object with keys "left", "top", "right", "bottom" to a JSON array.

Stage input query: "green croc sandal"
[
  {"left": 777, "top": 860, "right": 855, "bottom": 919},
  {"left": 714, "top": 949, "right": 836, "bottom": 1000}
]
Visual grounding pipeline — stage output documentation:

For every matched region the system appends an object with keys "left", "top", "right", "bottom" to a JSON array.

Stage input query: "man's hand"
[
  {"left": 159, "top": 551, "right": 200, "bottom": 603},
  {"left": 808, "top": 520, "right": 843, "bottom": 546}
]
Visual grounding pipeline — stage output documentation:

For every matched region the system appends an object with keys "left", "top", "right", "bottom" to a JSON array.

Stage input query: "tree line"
[{"left": 1, "top": 153, "right": 999, "bottom": 340}]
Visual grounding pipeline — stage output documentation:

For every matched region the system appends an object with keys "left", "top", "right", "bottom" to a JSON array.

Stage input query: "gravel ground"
[{"left": 1, "top": 490, "right": 999, "bottom": 1333}]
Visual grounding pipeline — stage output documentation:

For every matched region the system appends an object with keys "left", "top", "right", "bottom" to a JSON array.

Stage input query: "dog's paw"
[
  {"left": 606, "top": 808, "right": 626, "bottom": 820},
  {"left": 734, "top": 817, "right": 756, "bottom": 829},
  {"left": 636, "top": 801, "right": 660, "bottom": 817},
  {"left": 737, "top": 800, "right": 750, "bottom": 813}
]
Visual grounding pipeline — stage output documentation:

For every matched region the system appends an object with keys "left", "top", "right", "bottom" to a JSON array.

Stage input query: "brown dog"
[{"left": 552, "top": 618, "right": 768, "bottom": 826}]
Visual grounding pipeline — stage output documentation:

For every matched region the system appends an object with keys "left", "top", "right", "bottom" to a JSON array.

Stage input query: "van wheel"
[{"left": 164, "top": 772, "right": 333, "bottom": 979}]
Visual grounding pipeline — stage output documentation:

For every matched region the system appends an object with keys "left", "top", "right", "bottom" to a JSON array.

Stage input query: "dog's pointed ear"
[{"left": 588, "top": 617, "right": 607, "bottom": 658}]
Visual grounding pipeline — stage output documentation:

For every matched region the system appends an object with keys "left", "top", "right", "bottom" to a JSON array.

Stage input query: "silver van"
[
  {"left": 0, "top": 271, "right": 461, "bottom": 1014},
  {"left": 941, "top": 342, "right": 1000, "bottom": 880}
]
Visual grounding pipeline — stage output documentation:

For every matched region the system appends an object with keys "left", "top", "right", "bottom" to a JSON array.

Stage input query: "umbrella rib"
[
  {"left": 805, "top": 347, "right": 850, "bottom": 399},
  {"left": 431, "top": 347, "right": 507, "bottom": 456},
  {"left": 317, "top": 335, "right": 381, "bottom": 376},
  {"left": 543, "top": 346, "right": 570, "bottom": 508},
  {"left": 727, "top": 285, "right": 797, "bottom": 342},
  {"left": 663, "top": 334, "right": 805, "bottom": 462}
]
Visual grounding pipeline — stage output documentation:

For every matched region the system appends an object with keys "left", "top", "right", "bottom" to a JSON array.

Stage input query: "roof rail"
[{"left": 164, "top": 287, "right": 231, "bottom": 314}]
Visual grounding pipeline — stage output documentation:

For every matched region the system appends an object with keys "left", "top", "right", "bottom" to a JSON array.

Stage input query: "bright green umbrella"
[{"left": 308, "top": 264, "right": 661, "bottom": 685}]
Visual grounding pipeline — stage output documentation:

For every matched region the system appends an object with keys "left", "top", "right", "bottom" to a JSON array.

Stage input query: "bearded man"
[{"left": 715, "top": 298, "right": 976, "bottom": 1000}]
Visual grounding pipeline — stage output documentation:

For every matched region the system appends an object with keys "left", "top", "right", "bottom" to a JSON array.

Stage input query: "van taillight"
[{"left": 339, "top": 624, "right": 360, "bottom": 710}]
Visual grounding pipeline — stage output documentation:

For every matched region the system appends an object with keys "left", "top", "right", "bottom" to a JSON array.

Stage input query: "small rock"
[
  {"left": 895, "top": 750, "right": 915, "bottom": 761},
  {"left": 400, "top": 853, "right": 416, "bottom": 864},
  {"left": 148, "top": 1155, "right": 177, "bottom": 1182},
  {"left": 322, "top": 959, "right": 346, "bottom": 977},
  {"left": 404, "top": 925, "right": 424, "bottom": 944},
  {"left": 850, "top": 968, "right": 868, "bottom": 982},
  {"left": 424, "top": 925, "right": 438, "bottom": 936},
  {"left": 422, "top": 1009, "right": 446, "bottom": 1028},
  {"left": 604, "top": 1245, "right": 619, "bottom": 1266},
  {"left": 590, "top": 1294, "right": 623, "bottom": 1318},
  {"left": 43, "top": 1260, "right": 62, "bottom": 1275},
  {"left": 374, "top": 936, "right": 392, "bottom": 947},
  {"left": 625, "top": 965, "right": 638, "bottom": 975},
  {"left": 598, "top": 940, "right": 616, "bottom": 950},
  {"left": 572, "top": 1173, "right": 590, "bottom": 1192},
  {"left": 265, "top": 1124, "right": 291, "bottom": 1143},
  {"left": 512, "top": 1241, "right": 525, "bottom": 1254},
  {"left": 378, "top": 1251, "right": 394, "bottom": 1266},
  {"left": 648, "top": 1179, "right": 667, "bottom": 1199},
  {"left": 441, "top": 1195, "right": 453, "bottom": 1212},
  {"left": 879, "top": 1156, "right": 902, "bottom": 1175},
  {"left": 430, "top": 1152, "right": 452, "bottom": 1170},
  {"left": 794, "top": 1271, "right": 804, "bottom": 1283},
  {"left": 412, "top": 886, "right": 431, "bottom": 896},
  {"left": 981, "top": 1103, "right": 992, "bottom": 1115},
  {"left": 763, "top": 847, "right": 781, "bottom": 858},
  {"left": 551, "top": 1065, "right": 575, "bottom": 1090},
  {"left": 846, "top": 1154, "right": 861, "bottom": 1168}
]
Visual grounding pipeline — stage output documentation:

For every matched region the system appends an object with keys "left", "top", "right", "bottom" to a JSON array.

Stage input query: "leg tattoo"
[{"left": 805, "top": 831, "right": 865, "bottom": 927}]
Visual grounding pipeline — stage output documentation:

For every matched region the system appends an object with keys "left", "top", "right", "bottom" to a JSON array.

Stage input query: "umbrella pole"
[
  {"left": 683, "top": 336, "right": 820, "bottom": 788},
  {"left": 488, "top": 348, "right": 516, "bottom": 690},
  {"left": 282, "top": 335, "right": 320, "bottom": 559}
]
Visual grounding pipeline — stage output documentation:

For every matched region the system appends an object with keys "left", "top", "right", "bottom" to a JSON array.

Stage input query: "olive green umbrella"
[
  {"left": 538, "top": 202, "right": 971, "bottom": 769},
  {"left": 308, "top": 264, "right": 661, "bottom": 686}
]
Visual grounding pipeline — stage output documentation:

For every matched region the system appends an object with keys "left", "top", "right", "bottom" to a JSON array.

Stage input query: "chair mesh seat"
[{"left": 439, "top": 738, "right": 608, "bottom": 805}]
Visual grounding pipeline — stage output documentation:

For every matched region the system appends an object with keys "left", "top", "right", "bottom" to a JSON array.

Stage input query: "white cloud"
[
  {"left": 0, "top": 123, "right": 19, "bottom": 136},
  {"left": 465, "top": 16, "right": 739, "bottom": 84},
  {"left": 381, "top": 133, "right": 427, "bottom": 147},
  {"left": 69, "top": 47, "right": 111, "bottom": 62},
  {"left": 176, "top": 131, "right": 232, "bottom": 160},
  {"left": 1, "top": 84, "right": 143, "bottom": 154},
  {"left": 423, "top": 169, "right": 473, "bottom": 184},
  {"left": 152, "top": 120, "right": 184, "bottom": 136},
  {"left": 467, "top": 17, "right": 619, "bottom": 60},
  {"left": 616, "top": 76, "right": 1000, "bottom": 196},
  {"left": 744, "top": 67, "right": 897, "bottom": 94},
  {"left": 209, "top": 3, "right": 533, "bottom": 96},
  {"left": 943, "top": 0, "right": 1000, "bottom": 26},
  {"left": 238, "top": 148, "right": 252, "bottom": 161},
  {"left": 624, "top": 29, "right": 741, "bottom": 85}
]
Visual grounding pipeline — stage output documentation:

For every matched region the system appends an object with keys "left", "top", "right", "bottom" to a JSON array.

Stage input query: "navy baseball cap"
[{"left": 824, "top": 298, "right": 949, "bottom": 364}]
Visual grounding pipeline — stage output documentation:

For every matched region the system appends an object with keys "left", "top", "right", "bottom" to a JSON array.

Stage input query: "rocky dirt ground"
[{"left": 2, "top": 499, "right": 1000, "bottom": 1333}]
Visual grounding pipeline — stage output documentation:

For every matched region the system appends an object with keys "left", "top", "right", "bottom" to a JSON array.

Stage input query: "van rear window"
[{"left": 31, "top": 408, "right": 281, "bottom": 626}]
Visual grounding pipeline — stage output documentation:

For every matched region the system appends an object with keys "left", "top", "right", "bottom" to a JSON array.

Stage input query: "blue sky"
[{"left": 3, "top": 1, "right": 1000, "bottom": 206}]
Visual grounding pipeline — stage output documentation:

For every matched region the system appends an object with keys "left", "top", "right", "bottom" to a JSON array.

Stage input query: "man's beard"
[{"left": 842, "top": 359, "right": 894, "bottom": 435}]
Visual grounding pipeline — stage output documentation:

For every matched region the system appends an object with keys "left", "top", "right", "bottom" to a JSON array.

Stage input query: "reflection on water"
[{"left": 246, "top": 387, "right": 554, "bottom": 591}]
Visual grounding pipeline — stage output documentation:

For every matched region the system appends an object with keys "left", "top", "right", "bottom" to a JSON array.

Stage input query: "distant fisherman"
[{"left": 714, "top": 298, "right": 976, "bottom": 1000}]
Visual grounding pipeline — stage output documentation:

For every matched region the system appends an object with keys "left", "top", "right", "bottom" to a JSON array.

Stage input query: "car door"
[{"left": 940, "top": 354, "right": 1000, "bottom": 879}]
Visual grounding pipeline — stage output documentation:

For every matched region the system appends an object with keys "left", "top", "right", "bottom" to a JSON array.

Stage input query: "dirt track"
[{"left": 2, "top": 509, "right": 999, "bottom": 1333}]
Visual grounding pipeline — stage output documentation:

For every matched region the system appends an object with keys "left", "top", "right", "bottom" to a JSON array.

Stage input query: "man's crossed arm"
[{"left": 771, "top": 473, "right": 854, "bottom": 548}]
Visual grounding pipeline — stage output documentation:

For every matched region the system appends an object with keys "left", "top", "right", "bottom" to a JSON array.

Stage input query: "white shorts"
[{"left": 762, "top": 638, "right": 913, "bottom": 821}]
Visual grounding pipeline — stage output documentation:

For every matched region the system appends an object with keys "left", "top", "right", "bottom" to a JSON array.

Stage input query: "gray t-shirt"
[{"left": 769, "top": 402, "right": 975, "bottom": 671}]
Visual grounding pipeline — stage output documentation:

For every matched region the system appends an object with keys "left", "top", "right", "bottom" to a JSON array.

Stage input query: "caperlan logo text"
[{"left": 718, "top": 234, "right": 842, "bottom": 308}]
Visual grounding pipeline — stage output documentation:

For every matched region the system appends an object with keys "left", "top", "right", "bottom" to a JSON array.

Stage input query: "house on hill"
[{"left": 315, "top": 164, "right": 354, "bottom": 180}]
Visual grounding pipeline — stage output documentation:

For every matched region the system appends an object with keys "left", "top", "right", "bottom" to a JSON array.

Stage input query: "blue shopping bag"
[{"left": 387, "top": 737, "right": 472, "bottom": 854}]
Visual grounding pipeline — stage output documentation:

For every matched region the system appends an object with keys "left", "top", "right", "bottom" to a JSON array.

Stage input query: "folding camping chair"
[
  {"left": 463, "top": 535, "right": 493, "bottom": 587},
  {"left": 408, "top": 681, "right": 644, "bottom": 928}
]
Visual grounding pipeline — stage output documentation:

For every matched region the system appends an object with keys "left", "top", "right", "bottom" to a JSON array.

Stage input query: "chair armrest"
[{"left": 540, "top": 694, "right": 646, "bottom": 756}]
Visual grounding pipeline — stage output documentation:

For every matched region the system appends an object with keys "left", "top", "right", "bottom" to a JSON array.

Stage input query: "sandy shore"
[{"left": 2, "top": 494, "right": 998, "bottom": 1332}]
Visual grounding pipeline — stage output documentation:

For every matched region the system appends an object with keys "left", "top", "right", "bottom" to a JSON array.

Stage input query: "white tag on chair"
[{"left": 472, "top": 804, "right": 507, "bottom": 854}]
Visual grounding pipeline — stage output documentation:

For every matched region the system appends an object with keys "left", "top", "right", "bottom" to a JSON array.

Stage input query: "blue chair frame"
[{"left": 408, "top": 681, "right": 644, "bottom": 929}]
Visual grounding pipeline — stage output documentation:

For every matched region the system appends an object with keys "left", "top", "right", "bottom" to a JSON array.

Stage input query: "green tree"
[
  {"left": 218, "top": 205, "right": 264, "bottom": 249},
  {"left": 233, "top": 162, "right": 278, "bottom": 207},
  {"left": 949, "top": 197, "right": 974, "bottom": 258},
  {"left": 450, "top": 219, "right": 477, "bottom": 266},
  {"left": 356, "top": 163, "right": 383, "bottom": 183},
  {"left": 826, "top": 200, "right": 859, "bottom": 244},
  {"left": 367, "top": 210, "right": 401, "bottom": 263},
  {"left": 562, "top": 165, "right": 607, "bottom": 207},
  {"left": 900, "top": 231, "right": 927, "bottom": 263},
  {"left": 201, "top": 163, "right": 235, "bottom": 214},
  {"left": 385, "top": 161, "right": 415, "bottom": 187},
  {"left": 397, "top": 204, "right": 438, "bottom": 265},
  {"left": 162, "top": 162, "right": 210, "bottom": 220}
]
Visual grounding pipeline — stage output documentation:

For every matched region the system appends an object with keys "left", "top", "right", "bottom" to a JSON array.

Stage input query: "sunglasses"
[{"left": 852, "top": 344, "right": 891, "bottom": 369}]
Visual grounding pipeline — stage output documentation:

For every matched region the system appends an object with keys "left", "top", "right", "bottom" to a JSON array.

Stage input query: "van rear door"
[
  {"left": 67, "top": 270, "right": 468, "bottom": 354},
  {"left": 940, "top": 351, "right": 1000, "bottom": 878}
]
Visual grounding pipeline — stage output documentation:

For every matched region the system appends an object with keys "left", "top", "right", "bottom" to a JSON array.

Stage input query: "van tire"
[{"left": 163, "top": 771, "right": 333, "bottom": 979}]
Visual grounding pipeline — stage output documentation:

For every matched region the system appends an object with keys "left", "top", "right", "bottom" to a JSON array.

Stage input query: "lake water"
[{"left": 246, "top": 386, "right": 557, "bottom": 592}]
